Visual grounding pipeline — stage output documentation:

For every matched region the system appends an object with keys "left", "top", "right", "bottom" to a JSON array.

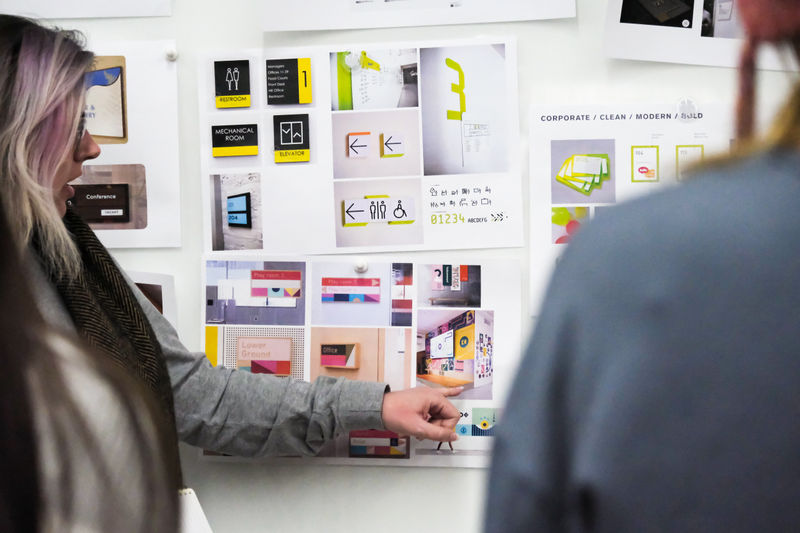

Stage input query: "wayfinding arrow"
[
  {"left": 345, "top": 202, "right": 365, "bottom": 220},
  {"left": 383, "top": 136, "right": 401, "bottom": 152},
  {"left": 349, "top": 137, "right": 367, "bottom": 155}
]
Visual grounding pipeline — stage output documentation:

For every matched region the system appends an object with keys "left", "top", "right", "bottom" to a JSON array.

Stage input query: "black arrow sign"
[
  {"left": 349, "top": 137, "right": 367, "bottom": 154},
  {"left": 345, "top": 202, "right": 365, "bottom": 220},
  {"left": 383, "top": 136, "right": 401, "bottom": 152}
]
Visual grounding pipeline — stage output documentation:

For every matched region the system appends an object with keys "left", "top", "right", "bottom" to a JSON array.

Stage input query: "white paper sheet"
[
  {"left": 198, "top": 39, "right": 523, "bottom": 255},
  {"left": 0, "top": 0, "right": 171, "bottom": 19},
  {"left": 261, "top": 0, "right": 574, "bottom": 31},
  {"left": 78, "top": 41, "right": 181, "bottom": 248},
  {"left": 604, "top": 0, "right": 797, "bottom": 70},
  {"left": 201, "top": 255, "right": 523, "bottom": 468},
  {"left": 529, "top": 102, "right": 733, "bottom": 314}
]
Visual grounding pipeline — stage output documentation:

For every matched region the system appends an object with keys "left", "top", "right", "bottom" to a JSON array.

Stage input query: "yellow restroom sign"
[{"left": 211, "top": 124, "right": 258, "bottom": 157}]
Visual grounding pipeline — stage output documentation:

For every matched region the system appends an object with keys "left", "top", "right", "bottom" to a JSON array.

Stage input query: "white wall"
[{"left": 46, "top": 0, "right": 796, "bottom": 532}]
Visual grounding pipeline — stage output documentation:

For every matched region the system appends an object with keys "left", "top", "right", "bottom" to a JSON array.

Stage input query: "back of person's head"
[
  {"left": 0, "top": 21, "right": 179, "bottom": 526},
  {"left": 0, "top": 15, "right": 92, "bottom": 278},
  {"left": 736, "top": 0, "right": 800, "bottom": 143}
]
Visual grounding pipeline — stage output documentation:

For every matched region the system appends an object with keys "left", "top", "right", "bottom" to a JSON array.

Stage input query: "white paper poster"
[
  {"left": 198, "top": 39, "right": 523, "bottom": 255},
  {"left": 0, "top": 0, "right": 171, "bottom": 18},
  {"left": 71, "top": 41, "right": 181, "bottom": 248},
  {"left": 604, "top": 0, "right": 796, "bottom": 70},
  {"left": 529, "top": 102, "right": 733, "bottom": 313},
  {"left": 202, "top": 256, "right": 522, "bottom": 468},
  {"left": 261, "top": 0, "right": 575, "bottom": 31}
]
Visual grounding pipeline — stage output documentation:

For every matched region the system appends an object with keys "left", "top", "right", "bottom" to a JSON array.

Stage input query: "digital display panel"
[
  {"left": 226, "top": 192, "right": 252, "bottom": 228},
  {"left": 430, "top": 330, "right": 454, "bottom": 359},
  {"left": 227, "top": 194, "right": 248, "bottom": 212},
  {"left": 227, "top": 212, "right": 249, "bottom": 225}
]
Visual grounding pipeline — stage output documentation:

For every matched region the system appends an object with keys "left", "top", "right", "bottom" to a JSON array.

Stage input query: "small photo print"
[
  {"left": 70, "top": 164, "right": 146, "bottom": 229},
  {"left": 311, "top": 261, "right": 394, "bottom": 326},
  {"left": 701, "top": 0, "right": 744, "bottom": 38},
  {"left": 551, "top": 206, "right": 589, "bottom": 244},
  {"left": 310, "top": 327, "right": 412, "bottom": 390},
  {"left": 333, "top": 178, "right": 423, "bottom": 249},
  {"left": 331, "top": 108, "right": 422, "bottom": 179},
  {"left": 330, "top": 48, "right": 418, "bottom": 111},
  {"left": 205, "top": 260, "right": 306, "bottom": 326},
  {"left": 420, "top": 44, "right": 508, "bottom": 176},
  {"left": 417, "top": 264, "right": 481, "bottom": 308},
  {"left": 311, "top": 326, "right": 413, "bottom": 459},
  {"left": 416, "top": 309, "right": 494, "bottom": 401},
  {"left": 219, "top": 326, "right": 306, "bottom": 381},
  {"left": 551, "top": 139, "right": 616, "bottom": 204},
  {"left": 391, "top": 262, "right": 413, "bottom": 327},
  {"left": 85, "top": 56, "right": 127, "bottom": 143},
  {"left": 209, "top": 173, "right": 263, "bottom": 251},
  {"left": 620, "top": 0, "right": 694, "bottom": 28}
]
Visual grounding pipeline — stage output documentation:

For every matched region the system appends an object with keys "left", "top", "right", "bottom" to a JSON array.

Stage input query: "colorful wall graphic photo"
[
  {"left": 85, "top": 56, "right": 127, "bottom": 144},
  {"left": 70, "top": 164, "right": 146, "bottom": 229},
  {"left": 551, "top": 206, "right": 589, "bottom": 244},
  {"left": 209, "top": 173, "right": 263, "bottom": 251},
  {"left": 236, "top": 336, "right": 292, "bottom": 376},
  {"left": 311, "top": 326, "right": 413, "bottom": 459},
  {"left": 311, "top": 261, "right": 395, "bottom": 326},
  {"left": 620, "top": 0, "right": 694, "bottom": 28},
  {"left": 205, "top": 260, "right": 306, "bottom": 326},
  {"left": 416, "top": 308, "right": 494, "bottom": 400},
  {"left": 550, "top": 139, "right": 616, "bottom": 204},
  {"left": 420, "top": 44, "right": 509, "bottom": 175},
  {"left": 417, "top": 264, "right": 481, "bottom": 308},
  {"left": 391, "top": 263, "right": 413, "bottom": 327},
  {"left": 455, "top": 407, "right": 499, "bottom": 438},
  {"left": 330, "top": 48, "right": 418, "bottom": 111}
]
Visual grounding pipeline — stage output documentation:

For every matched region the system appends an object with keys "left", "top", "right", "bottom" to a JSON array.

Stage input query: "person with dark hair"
[
  {"left": 0, "top": 14, "right": 460, "bottom": 529},
  {"left": 486, "top": 0, "right": 800, "bottom": 531}
]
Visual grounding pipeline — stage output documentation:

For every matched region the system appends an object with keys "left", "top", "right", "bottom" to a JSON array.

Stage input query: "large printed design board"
[
  {"left": 69, "top": 41, "right": 181, "bottom": 248},
  {"left": 605, "top": 0, "right": 796, "bottom": 70},
  {"left": 199, "top": 39, "right": 523, "bottom": 254},
  {"left": 529, "top": 102, "right": 733, "bottom": 313},
  {"left": 202, "top": 256, "right": 522, "bottom": 468},
  {"left": 261, "top": 0, "right": 575, "bottom": 32}
]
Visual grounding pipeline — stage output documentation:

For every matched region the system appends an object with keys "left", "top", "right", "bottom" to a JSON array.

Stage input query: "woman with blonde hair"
[
  {"left": 486, "top": 0, "right": 800, "bottom": 531},
  {"left": 0, "top": 16, "right": 460, "bottom": 529}
]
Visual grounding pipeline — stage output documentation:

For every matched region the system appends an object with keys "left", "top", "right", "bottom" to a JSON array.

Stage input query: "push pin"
[{"left": 353, "top": 257, "right": 368, "bottom": 274}]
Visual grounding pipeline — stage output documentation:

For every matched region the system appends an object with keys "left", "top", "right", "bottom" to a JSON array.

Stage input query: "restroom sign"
[
  {"left": 214, "top": 60, "right": 251, "bottom": 109},
  {"left": 342, "top": 196, "right": 415, "bottom": 227}
]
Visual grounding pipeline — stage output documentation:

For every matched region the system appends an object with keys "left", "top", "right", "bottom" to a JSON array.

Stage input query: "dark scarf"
[{"left": 36, "top": 209, "right": 182, "bottom": 482}]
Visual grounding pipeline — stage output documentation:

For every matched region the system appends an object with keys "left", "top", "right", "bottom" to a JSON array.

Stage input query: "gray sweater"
[
  {"left": 486, "top": 150, "right": 800, "bottom": 532},
  {"left": 32, "top": 259, "right": 387, "bottom": 457}
]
